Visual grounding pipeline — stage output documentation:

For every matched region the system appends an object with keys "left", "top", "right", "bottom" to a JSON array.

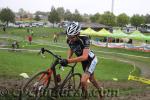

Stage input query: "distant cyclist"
[
  {"left": 12, "top": 41, "right": 19, "bottom": 49},
  {"left": 60, "top": 22, "right": 102, "bottom": 99}
]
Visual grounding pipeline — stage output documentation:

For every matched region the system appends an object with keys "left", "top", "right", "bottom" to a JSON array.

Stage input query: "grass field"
[
  {"left": 0, "top": 50, "right": 140, "bottom": 81},
  {"left": 0, "top": 27, "right": 150, "bottom": 99},
  {"left": 0, "top": 27, "right": 149, "bottom": 80},
  {"left": 0, "top": 27, "right": 64, "bottom": 36}
]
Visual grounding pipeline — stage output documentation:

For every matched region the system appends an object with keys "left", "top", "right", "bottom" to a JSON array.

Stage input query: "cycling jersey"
[
  {"left": 67, "top": 36, "right": 91, "bottom": 56},
  {"left": 67, "top": 36, "right": 97, "bottom": 74}
]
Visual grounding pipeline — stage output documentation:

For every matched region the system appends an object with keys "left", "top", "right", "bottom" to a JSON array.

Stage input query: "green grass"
[
  {"left": 94, "top": 58, "right": 140, "bottom": 80},
  {"left": 0, "top": 50, "right": 50, "bottom": 77},
  {"left": 1, "top": 27, "right": 149, "bottom": 58},
  {"left": 0, "top": 27, "right": 64, "bottom": 37},
  {"left": 91, "top": 45, "right": 150, "bottom": 57},
  {"left": 0, "top": 27, "right": 149, "bottom": 80},
  {"left": 0, "top": 50, "right": 140, "bottom": 81}
]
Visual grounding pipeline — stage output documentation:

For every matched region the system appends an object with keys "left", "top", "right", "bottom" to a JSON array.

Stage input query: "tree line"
[{"left": 0, "top": 7, "right": 150, "bottom": 28}]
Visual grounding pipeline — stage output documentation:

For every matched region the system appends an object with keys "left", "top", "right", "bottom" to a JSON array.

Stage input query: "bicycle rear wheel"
[{"left": 20, "top": 71, "right": 54, "bottom": 100}]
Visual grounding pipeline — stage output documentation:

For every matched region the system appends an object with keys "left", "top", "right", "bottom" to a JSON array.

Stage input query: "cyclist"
[
  {"left": 12, "top": 41, "right": 19, "bottom": 49},
  {"left": 60, "top": 22, "right": 102, "bottom": 99}
]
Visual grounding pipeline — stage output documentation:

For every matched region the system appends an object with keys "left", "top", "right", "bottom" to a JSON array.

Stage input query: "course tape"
[
  {"left": 128, "top": 75, "right": 150, "bottom": 85},
  {"left": 0, "top": 36, "right": 149, "bottom": 59},
  {"left": 46, "top": 43, "right": 150, "bottom": 59},
  {"left": 0, "top": 48, "right": 64, "bottom": 53},
  {"left": 95, "top": 50, "right": 150, "bottom": 59}
]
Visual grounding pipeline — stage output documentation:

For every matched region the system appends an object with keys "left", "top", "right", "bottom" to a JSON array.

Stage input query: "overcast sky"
[{"left": 0, "top": 0, "right": 150, "bottom": 16}]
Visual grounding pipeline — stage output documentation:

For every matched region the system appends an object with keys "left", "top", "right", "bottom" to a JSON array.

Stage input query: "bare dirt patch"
[{"left": 0, "top": 78, "right": 150, "bottom": 100}]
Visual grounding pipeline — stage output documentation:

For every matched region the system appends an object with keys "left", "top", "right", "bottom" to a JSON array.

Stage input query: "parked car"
[{"left": 139, "top": 24, "right": 150, "bottom": 33}]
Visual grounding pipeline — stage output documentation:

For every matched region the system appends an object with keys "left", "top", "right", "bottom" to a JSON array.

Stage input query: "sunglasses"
[{"left": 68, "top": 36, "right": 76, "bottom": 39}]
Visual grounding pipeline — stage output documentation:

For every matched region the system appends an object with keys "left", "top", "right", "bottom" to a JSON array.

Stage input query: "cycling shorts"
[{"left": 81, "top": 56, "right": 98, "bottom": 75}]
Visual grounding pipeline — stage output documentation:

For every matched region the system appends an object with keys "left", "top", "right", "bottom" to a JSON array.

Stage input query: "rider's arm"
[
  {"left": 67, "top": 49, "right": 73, "bottom": 59},
  {"left": 67, "top": 48, "right": 89, "bottom": 63}
]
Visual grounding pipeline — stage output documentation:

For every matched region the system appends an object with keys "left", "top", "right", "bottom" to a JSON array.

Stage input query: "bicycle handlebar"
[
  {"left": 40, "top": 48, "right": 77, "bottom": 68},
  {"left": 41, "top": 48, "right": 62, "bottom": 60}
]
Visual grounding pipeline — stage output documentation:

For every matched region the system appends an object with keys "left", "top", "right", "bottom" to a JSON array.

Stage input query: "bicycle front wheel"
[
  {"left": 20, "top": 71, "right": 54, "bottom": 100},
  {"left": 62, "top": 73, "right": 81, "bottom": 91}
]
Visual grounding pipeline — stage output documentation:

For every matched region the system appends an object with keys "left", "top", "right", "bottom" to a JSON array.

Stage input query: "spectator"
[
  {"left": 53, "top": 33, "right": 58, "bottom": 43},
  {"left": 28, "top": 35, "right": 32, "bottom": 45},
  {"left": 109, "top": 27, "right": 113, "bottom": 33},
  {"left": 3, "top": 25, "right": 6, "bottom": 32},
  {"left": 12, "top": 41, "right": 19, "bottom": 50},
  {"left": 145, "top": 40, "right": 148, "bottom": 44},
  {"left": 127, "top": 28, "right": 130, "bottom": 33},
  {"left": 128, "top": 39, "right": 132, "bottom": 44}
]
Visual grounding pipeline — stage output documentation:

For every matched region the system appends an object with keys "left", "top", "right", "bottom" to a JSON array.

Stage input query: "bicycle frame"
[
  {"left": 20, "top": 48, "right": 81, "bottom": 100},
  {"left": 58, "top": 63, "right": 77, "bottom": 89},
  {"left": 45, "top": 59, "right": 77, "bottom": 90},
  {"left": 38, "top": 48, "right": 77, "bottom": 90}
]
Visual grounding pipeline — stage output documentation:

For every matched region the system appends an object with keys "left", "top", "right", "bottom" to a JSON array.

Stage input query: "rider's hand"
[{"left": 59, "top": 59, "right": 68, "bottom": 66}]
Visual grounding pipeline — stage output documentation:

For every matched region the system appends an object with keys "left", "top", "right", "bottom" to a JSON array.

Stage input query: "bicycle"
[{"left": 19, "top": 48, "right": 82, "bottom": 100}]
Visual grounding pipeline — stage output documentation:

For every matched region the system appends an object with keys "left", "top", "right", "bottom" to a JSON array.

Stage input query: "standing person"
[
  {"left": 59, "top": 22, "right": 103, "bottom": 99},
  {"left": 3, "top": 25, "right": 6, "bottom": 32},
  {"left": 53, "top": 33, "right": 57, "bottom": 43},
  {"left": 12, "top": 41, "right": 19, "bottom": 51},
  {"left": 28, "top": 35, "right": 32, "bottom": 45}
]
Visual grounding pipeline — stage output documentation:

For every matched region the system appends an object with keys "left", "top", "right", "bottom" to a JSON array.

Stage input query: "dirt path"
[{"left": 0, "top": 78, "right": 150, "bottom": 100}]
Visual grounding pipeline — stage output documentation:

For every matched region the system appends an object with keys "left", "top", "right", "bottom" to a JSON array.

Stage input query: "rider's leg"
[
  {"left": 89, "top": 74, "right": 103, "bottom": 99},
  {"left": 81, "top": 72, "right": 90, "bottom": 99},
  {"left": 89, "top": 73, "right": 101, "bottom": 89}
]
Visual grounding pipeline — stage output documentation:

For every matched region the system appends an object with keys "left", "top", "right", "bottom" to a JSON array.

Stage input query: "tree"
[
  {"left": 90, "top": 13, "right": 101, "bottom": 23},
  {"left": 48, "top": 6, "right": 61, "bottom": 27},
  {"left": 34, "top": 15, "right": 41, "bottom": 21},
  {"left": 64, "top": 9, "right": 73, "bottom": 21},
  {"left": 23, "top": 14, "right": 28, "bottom": 18},
  {"left": 56, "top": 7, "right": 65, "bottom": 21},
  {"left": 35, "top": 11, "right": 48, "bottom": 16},
  {"left": 17, "top": 8, "right": 27, "bottom": 20},
  {"left": 82, "top": 13, "right": 90, "bottom": 22},
  {"left": 145, "top": 14, "right": 150, "bottom": 24},
  {"left": 130, "top": 14, "right": 145, "bottom": 29},
  {"left": 72, "top": 9, "right": 83, "bottom": 22},
  {"left": 100, "top": 11, "right": 116, "bottom": 26},
  {"left": 0, "top": 8, "right": 15, "bottom": 26},
  {"left": 117, "top": 13, "right": 129, "bottom": 28}
]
